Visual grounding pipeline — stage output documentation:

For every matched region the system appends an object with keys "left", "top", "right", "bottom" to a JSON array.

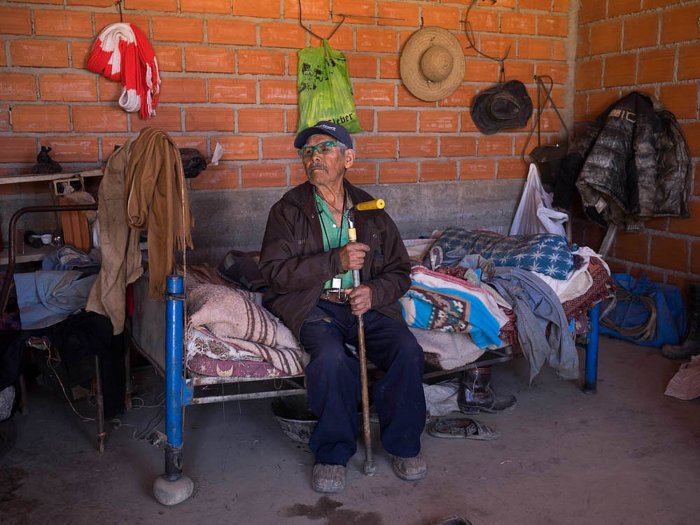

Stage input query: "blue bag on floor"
[{"left": 600, "top": 274, "right": 685, "bottom": 348}]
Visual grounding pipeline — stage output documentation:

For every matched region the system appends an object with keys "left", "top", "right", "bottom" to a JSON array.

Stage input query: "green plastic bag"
[{"left": 297, "top": 40, "right": 362, "bottom": 133}]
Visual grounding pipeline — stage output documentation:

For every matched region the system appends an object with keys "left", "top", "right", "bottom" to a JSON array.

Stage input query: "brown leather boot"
[
  {"left": 457, "top": 366, "right": 516, "bottom": 414},
  {"left": 661, "top": 284, "right": 700, "bottom": 360}
]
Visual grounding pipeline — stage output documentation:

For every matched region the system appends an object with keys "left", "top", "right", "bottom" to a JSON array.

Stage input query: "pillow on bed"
[
  {"left": 423, "top": 228, "right": 573, "bottom": 280},
  {"left": 188, "top": 284, "right": 300, "bottom": 350}
]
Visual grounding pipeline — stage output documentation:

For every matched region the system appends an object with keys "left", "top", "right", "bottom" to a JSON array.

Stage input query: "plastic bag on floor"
[
  {"left": 510, "top": 163, "right": 568, "bottom": 237},
  {"left": 665, "top": 356, "right": 700, "bottom": 400}
]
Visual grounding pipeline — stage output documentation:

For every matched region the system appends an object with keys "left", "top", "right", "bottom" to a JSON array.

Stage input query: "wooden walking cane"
[{"left": 347, "top": 198, "right": 384, "bottom": 476}]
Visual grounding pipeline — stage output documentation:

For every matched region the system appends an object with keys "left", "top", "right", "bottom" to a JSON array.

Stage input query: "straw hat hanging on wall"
[{"left": 400, "top": 27, "right": 465, "bottom": 102}]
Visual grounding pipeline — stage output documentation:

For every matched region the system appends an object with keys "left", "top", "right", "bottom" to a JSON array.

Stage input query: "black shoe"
[{"left": 458, "top": 386, "right": 516, "bottom": 414}]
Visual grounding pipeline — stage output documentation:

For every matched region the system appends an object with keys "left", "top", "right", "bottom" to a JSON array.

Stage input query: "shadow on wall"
[{"left": 187, "top": 180, "right": 524, "bottom": 262}]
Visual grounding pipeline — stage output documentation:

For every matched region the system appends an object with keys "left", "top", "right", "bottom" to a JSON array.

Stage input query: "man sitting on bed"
[{"left": 259, "top": 121, "right": 427, "bottom": 494}]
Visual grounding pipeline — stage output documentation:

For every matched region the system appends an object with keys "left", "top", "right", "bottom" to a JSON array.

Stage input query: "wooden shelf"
[
  {"left": 0, "top": 168, "right": 103, "bottom": 186},
  {"left": 0, "top": 244, "right": 54, "bottom": 266}
]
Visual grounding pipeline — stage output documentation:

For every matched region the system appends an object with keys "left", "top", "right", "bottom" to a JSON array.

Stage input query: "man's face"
[{"left": 301, "top": 133, "right": 355, "bottom": 187}]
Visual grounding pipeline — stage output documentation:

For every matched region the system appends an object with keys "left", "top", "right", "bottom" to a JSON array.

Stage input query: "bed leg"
[
  {"left": 583, "top": 303, "right": 600, "bottom": 394},
  {"left": 153, "top": 275, "right": 193, "bottom": 506}
]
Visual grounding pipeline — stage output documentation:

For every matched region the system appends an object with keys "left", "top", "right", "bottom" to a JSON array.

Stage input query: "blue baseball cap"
[{"left": 294, "top": 121, "right": 353, "bottom": 150}]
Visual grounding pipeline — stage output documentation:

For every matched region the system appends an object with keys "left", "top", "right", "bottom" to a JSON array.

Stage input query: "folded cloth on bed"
[
  {"left": 400, "top": 266, "right": 507, "bottom": 349},
  {"left": 187, "top": 326, "right": 305, "bottom": 376},
  {"left": 491, "top": 267, "right": 579, "bottom": 383},
  {"left": 188, "top": 284, "right": 299, "bottom": 350},
  {"left": 424, "top": 228, "right": 573, "bottom": 280}
]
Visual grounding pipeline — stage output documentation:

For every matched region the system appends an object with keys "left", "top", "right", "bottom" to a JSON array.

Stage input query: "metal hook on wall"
[
  {"left": 114, "top": 0, "right": 124, "bottom": 23},
  {"left": 297, "top": 0, "right": 345, "bottom": 41},
  {"left": 462, "top": 0, "right": 510, "bottom": 82}
]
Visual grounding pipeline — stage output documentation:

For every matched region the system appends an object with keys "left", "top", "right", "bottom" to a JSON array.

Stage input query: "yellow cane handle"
[{"left": 355, "top": 199, "right": 385, "bottom": 211}]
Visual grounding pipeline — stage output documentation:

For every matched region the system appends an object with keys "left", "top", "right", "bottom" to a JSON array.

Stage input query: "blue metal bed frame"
[{"left": 152, "top": 274, "right": 601, "bottom": 505}]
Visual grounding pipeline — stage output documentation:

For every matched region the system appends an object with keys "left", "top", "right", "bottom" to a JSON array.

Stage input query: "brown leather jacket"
[{"left": 259, "top": 180, "right": 410, "bottom": 338}]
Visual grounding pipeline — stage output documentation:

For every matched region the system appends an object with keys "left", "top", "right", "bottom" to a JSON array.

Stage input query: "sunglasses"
[{"left": 297, "top": 140, "right": 341, "bottom": 159}]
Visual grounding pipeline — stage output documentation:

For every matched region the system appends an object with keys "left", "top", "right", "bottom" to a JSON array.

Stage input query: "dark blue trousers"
[{"left": 299, "top": 300, "right": 426, "bottom": 466}]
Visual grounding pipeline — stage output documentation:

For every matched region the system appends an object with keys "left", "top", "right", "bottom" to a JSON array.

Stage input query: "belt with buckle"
[{"left": 320, "top": 289, "right": 349, "bottom": 304}]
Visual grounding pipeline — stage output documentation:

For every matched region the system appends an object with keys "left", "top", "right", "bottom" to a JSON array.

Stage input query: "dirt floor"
[{"left": 1, "top": 337, "right": 699, "bottom": 525}]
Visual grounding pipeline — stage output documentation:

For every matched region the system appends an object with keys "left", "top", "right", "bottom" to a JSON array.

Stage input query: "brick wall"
[
  {"left": 0, "top": 0, "right": 571, "bottom": 243},
  {"left": 573, "top": 0, "right": 700, "bottom": 293}
]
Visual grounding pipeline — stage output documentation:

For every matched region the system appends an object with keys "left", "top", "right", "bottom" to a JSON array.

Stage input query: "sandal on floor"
[{"left": 427, "top": 417, "right": 500, "bottom": 441}]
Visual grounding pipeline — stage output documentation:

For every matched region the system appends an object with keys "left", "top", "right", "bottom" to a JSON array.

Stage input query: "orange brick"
[
  {"left": 439, "top": 86, "right": 477, "bottom": 108},
  {"left": 379, "top": 56, "right": 401, "bottom": 78},
  {"left": 357, "top": 109, "right": 373, "bottom": 132},
  {"left": 422, "top": 6, "right": 461, "bottom": 30},
  {"left": 377, "top": 111, "right": 417, "bottom": 132},
  {"left": 40, "top": 74, "right": 96, "bottom": 101},
  {"left": 42, "top": 136, "right": 99, "bottom": 163},
  {"left": 608, "top": 0, "right": 641, "bottom": 17},
  {"left": 624, "top": 14, "right": 658, "bottom": 50},
  {"left": 94, "top": 14, "right": 150, "bottom": 32},
  {"left": 682, "top": 122, "right": 700, "bottom": 156},
  {"left": 459, "top": 159, "right": 496, "bottom": 180},
  {"left": 0, "top": 137, "right": 37, "bottom": 163},
  {"left": 400, "top": 136, "right": 438, "bottom": 157},
  {"left": 283, "top": 0, "right": 329, "bottom": 21},
  {"left": 636, "top": 48, "right": 674, "bottom": 84},
  {"left": 261, "top": 23, "right": 307, "bottom": 49},
  {"left": 614, "top": 231, "right": 649, "bottom": 263},
  {"left": 461, "top": 113, "right": 480, "bottom": 133},
  {"left": 478, "top": 136, "right": 513, "bottom": 156},
  {"left": 441, "top": 136, "right": 477, "bottom": 157},
  {"left": 10, "top": 39, "right": 69, "bottom": 68},
  {"left": 502, "top": 13, "right": 537, "bottom": 35},
  {"left": 262, "top": 136, "right": 296, "bottom": 160},
  {"left": 180, "top": 0, "right": 230, "bottom": 13},
  {"left": 577, "top": 27, "right": 590, "bottom": 58},
  {"left": 241, "top": 164, "right": 286, "bottom": 188},
  {"left": 678, "top": 44, "right": 700, "bottom": 81},
  {"left": 125, "top": 0, "right": 177, "bottom": 11},
  {"left": 156, "top": 46, "right": 183, "bottom": 71},
  {"left": 70, "top": 41, "right": 92, "bottom": 69},
  {"left": 477, "top": 36, "right": 515, "bottom": 61},
  {"left": 207, "top": 19, "right": 257, "bottom": 45},
  {"left": 189, "top": 164, "right": 239, "bottom": 190},
  {"left": 35, "top": 10, "right": 92, "bottom": 37},
  {"left": 0, "top": 7, "right": 32, "bottom": 34},
  {"left": 378, "top": 2, "right": 419, "bottom": 27},
  {"left": 238, "top": 50, "right": 286, "bottom": 75},
  {"left": 660, "top": 84, "right": 698, "bottom": 119},
  {"left": 98, "top": 78, "right": 122, "bottom": 102},
  {"left": 346, "top": 162, "right": 376, "bottom": 185},
  {"left": 590, "top": 20, "right": 622, "bottom": 55},
  {"left": 286, "top": 109, "right": 299, "bottom": 133},
  {"left": 235, "top": 0, "right": 280, "bottom": 17},
  {"left": 347, "top": 54, "right": 378, "bottom": 79},
  {"left": 356, "top": 28, "right": 397, "bottom": 53},
  {"left": 332, "top": 0, "right": 373, "bottom": 17},
  {"left": 132, "top": 106, "right": 182, "bottom": 132},
  {"left": 669, "top": 200, "right": 700, "bottom": 235},
  {"left": 507, "top": 62, "right": 537, "bottom": 84},
  {"left": 213, "top": 136, "right": 258, "bottom": 160},
  {"left": 604, "top": 54, "right": 636, "bottom": 87},
  {"left": 0, "top": 105, "right": 10, "bottom": 131},
  {"left": 101, "top": 136, "right": 131, "bottom": 159},
  {"left": 184, "top": 47, "right": 234, "bottom": 73},
  {"left": 152, "top": 16, "right": 204, "bottom": 43},
  {"left": 651, "top": 235, "right": 688, "bottom": 272},
  {"left": 379, "top": 162, "right": 418, "bottom": 183},
  {"left": 260, "top": 80, "right": 297, "bottom": 104},
  {"left": 468, "top": 9, "right": 499, "bottom": 33},
  {"left": 497, "top": 158, "right": 528, "bottom": 179},
  {"left": 579, "top": 0, "right": 606, "bottom": 24},
  {"left": 538, "top": 15, "right": 568, "bottom": 37},
  {"left": 185, "top": 107, "right": 234, "bottom": 132},
  {"left": 587, "top": 90, "right": 620, "bottom": 119},
  {"left": 397, "top": 85, "right": 434, "bottom": 108},
  {"left": 520, "top": 0, "right": 553, "bottom": 10},
  {"left": 517, "top": 39, "right": 552, "bottom": 60},
  {"left": 552, "top": 0, "right": 569, "bottom": 12},
  {"left": 535, "top": 63, "right": 568, "bottom": 84},
  {"left": 692, "top": 242, "right": 700, "bottom": 274},
  {"left": 158, "top": 77, "right": 207, "bottom": 103},
  {"left": 662, "top": 4, "right": 700, "bottom": 44},
  {"left": 289, "top": 163, "right": 307, "bottom": 185},
  {"left": 12, "top": 105, "right": 70, "bottom": 132},
  {"left": 421, "top": 160, "right": 457, "bottom": 182},
  {"left": 464, "top": 61, "right": 501, "bottom": 83},
  {"left": 73, "top": 105, "right": 127, "bottom": 132},
  {"left": 208, "top": 79, "right": 256, "bottom": 104},
  {"left": 355, "top": 136, "right": 397, "bottom": 159},
  {"left": 238, "top": 108, "right": 286, "bottom": 133},
  {"left": 310, "top": 26, "right": 353, "bottom": 51},
  {"left": 0, "top": 74, "right": 36, "bottom": 101},
  {"left": 170, "top": 136, "right": 207, "bottom": 152},
  {"left": 420, "top": 112, "right": 459, "bottom": 133},
  {"left": 354, "top": 82, "right": 394, "bottom": 106}
]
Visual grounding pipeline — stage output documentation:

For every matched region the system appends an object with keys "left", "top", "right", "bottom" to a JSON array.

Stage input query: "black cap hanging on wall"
[{"left": 470, "top": 80, "right": 533, "bottom": 135}]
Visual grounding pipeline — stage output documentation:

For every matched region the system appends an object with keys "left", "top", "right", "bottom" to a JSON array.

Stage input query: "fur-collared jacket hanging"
[{"left": 553, "top": 92, "right": 691, "bottom": 229}]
